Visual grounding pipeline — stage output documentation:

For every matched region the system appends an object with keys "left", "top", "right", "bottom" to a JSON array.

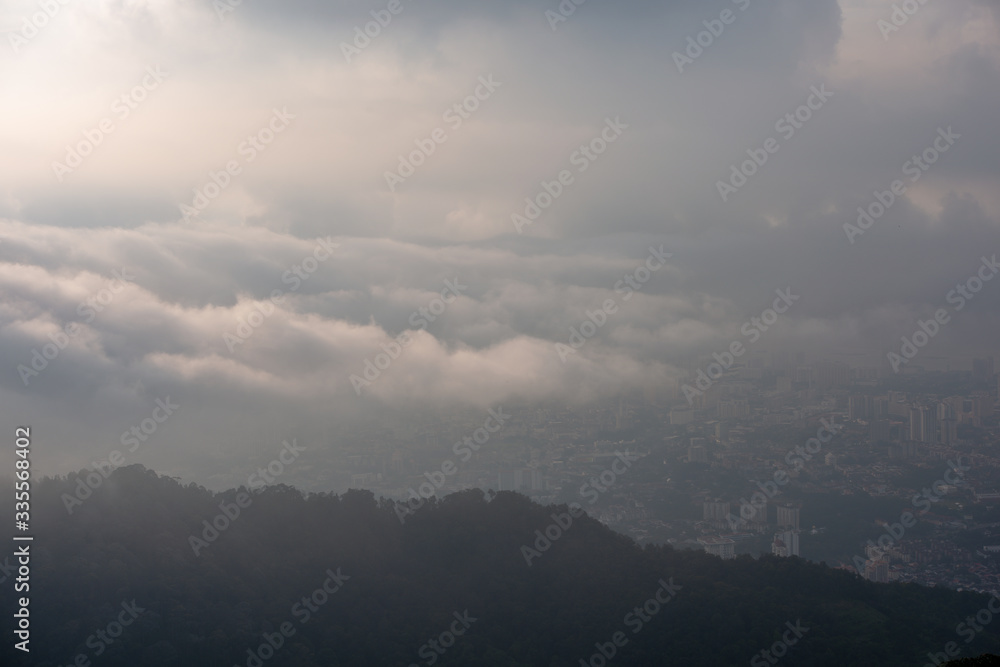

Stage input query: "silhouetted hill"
[{"left": 4, "top": 465, "right": 1000, "bottom": 666}]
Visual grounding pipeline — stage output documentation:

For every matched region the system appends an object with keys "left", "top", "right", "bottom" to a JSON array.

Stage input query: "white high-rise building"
[
  {"left": 703, "top": 501, "right": 731, "bottom": 521},
  {"left": 772, "top": 530, "right": 800, "bottom": 557},
  {"left": 776, "top": 506, "right": 800, "bottom": 530},
  {"left": 699, "top": 537, "right": 736, "bottom": 560}
]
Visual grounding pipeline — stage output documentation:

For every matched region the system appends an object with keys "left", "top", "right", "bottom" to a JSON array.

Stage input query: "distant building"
[
  {"left": 971, "top": 395, "right": 994, "bottom": 425},
  {"left": 776, "top": 506, "right": 801, "bottom": 530},
  {"left": 849, "top": 395, "right": 873, "bottom": 421},
  {"left": 772, "top": 530, "right": 800, "bottom": 557},
  {"left": 921, "top": 406, "right": 938, "bottom": 442},
  {"left": 864, "top": 559, "right": 890, "bottom": 583},
  {"left": 350, "top": 472, "right": 382, "bottom": 487},
  {"left": 497, "top": 469, "right": 544, "bottom": 492},
  {"left": 670, "top": 408, "right": 694, "bottom": 425},
  {"left": 771, "top": 536, "right": 788, "bottom": 557},
  {"left": 688, "top": 445, "right": 709, "bottom": 464},
  {"left": 813, "top": 361, "right": 850, "bottom": 389},
  {"left": 718, "top": 399, "right": 750, "bottom": 420},
  {"left": 909, "top": 406, "right": 938, "bottom": 443},
  {"left": 740, "top": 497, "right": 767, "bottom": 523},
  {"left": 698, "top": 536, "right": 736, "bottom": 560},
  {"left": 936, "top": 401, "right": 959, "bottom": 444},
  {"left": 872, "top": 396, "right": 889, "bottom": 419},
  {"left": 888, "top": 398, "right": 910, "bottom": 418},
  {"left": 940, "top": 418, "right": 958, "bottom": 445},
  {"left": 703, "top": 501, "right": 731, "bottom": 521}
]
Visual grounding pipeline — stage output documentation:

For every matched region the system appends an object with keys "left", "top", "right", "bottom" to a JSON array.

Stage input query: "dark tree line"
[{"left": 3, "top": 465, "right": 1000, "bottom": 666}]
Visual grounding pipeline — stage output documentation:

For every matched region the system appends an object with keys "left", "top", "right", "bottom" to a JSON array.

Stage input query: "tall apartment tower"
[
  {"left": 848, "top": 395, "right": 872, "bottom": 421},
  {"left": 703, "top": 501, "right": 731, "bottom": 521},
  {"left": 864, "top": 559, "right": 890, "bottom": 583},
  {"left": 909, "top": 406, "right": 938, "bottom": 443},
  {"left": 776, "top": 505, "right": 801, "bottom": 530}
]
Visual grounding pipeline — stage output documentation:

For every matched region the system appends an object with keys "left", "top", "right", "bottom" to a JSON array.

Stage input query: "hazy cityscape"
[{"left": 269, "top": 354, "right": 1000, "bottom": 594}]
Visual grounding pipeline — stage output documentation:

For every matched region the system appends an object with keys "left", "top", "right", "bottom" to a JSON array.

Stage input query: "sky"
[{"left": 0, "top": 0, "right": 998, "bottom": 487}]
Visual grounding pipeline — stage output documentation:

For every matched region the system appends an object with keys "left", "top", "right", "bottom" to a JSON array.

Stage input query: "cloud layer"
[{"left": 1, "top": 0, "right": 998, "bottom": 485}]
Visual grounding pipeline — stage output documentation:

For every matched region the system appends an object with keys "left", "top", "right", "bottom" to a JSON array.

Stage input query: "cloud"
[{"left": 1, "top": 0, "right": 998, "bottom": 485}]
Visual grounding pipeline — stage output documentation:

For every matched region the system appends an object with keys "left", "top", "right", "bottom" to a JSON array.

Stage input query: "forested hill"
[{"left": 4, "top": 465, "right": 1000, "bottom": 666}]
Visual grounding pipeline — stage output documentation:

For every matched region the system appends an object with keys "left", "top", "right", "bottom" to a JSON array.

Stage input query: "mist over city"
[{"left": 2, "top": 0, "right": 1000, "bottom": 665}]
